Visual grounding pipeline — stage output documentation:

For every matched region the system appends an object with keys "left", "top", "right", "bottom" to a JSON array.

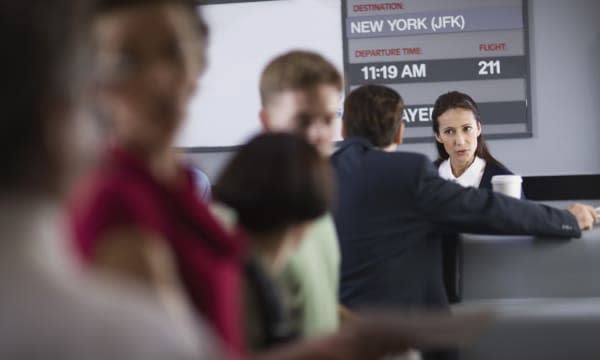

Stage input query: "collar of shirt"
[{"left": 439, "top": 156, "right": 486, "bottom": 188}]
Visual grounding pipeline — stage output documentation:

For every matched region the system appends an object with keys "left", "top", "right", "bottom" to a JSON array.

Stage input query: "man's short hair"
[
  {"left": 259, "top": 50, "right": 342, "bottom": 106},
  {"left": 342, "top": 84, "right": 404, "bottom": 148}
]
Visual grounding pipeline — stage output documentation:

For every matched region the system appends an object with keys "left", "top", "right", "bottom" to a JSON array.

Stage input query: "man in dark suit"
[{"left": 332, "top": 84, "right": 597, "bottom": 311}]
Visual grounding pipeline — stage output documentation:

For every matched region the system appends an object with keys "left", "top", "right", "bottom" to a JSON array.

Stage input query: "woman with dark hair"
[{"left": 432, "top": 91, "right": 517, "bottom": 192}]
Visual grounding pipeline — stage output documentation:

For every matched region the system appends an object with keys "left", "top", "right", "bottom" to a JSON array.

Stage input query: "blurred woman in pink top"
[{"left": 69, "top": 0, "right": 247, "bottom": 356}]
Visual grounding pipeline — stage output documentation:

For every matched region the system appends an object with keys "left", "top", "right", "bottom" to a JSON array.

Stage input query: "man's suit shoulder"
[
  {"left": 333, "top": 139, "right": 434, "bottom": 177},
  {"left": 369, "top": 150, "right": 432, "bottom": 170},
  {"left": 383, "top": 150, "right": 430, "bottom": 162}
]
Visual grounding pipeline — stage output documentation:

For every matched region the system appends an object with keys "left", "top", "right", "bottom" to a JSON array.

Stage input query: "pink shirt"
[{"left": 70, "top": 147, "right": 247, "bottom": 357}]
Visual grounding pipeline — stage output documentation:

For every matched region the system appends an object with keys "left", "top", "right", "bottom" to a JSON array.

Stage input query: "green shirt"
[{"left": 277, "top": 213, "right": 340, "bottom": 337}]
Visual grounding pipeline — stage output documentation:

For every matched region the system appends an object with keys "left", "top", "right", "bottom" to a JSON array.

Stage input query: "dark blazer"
[
  {"left": 481, "top": 162, "right": 513, "bottom": 192},
  {"left": 332, "top": 137, "right": 580, "bottom": 310}
]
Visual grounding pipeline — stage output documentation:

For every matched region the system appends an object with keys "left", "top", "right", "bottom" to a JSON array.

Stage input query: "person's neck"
[
  {"left": 0, "top": 195, "right": 56, "bottom": 231},
  {"left": 0, "top": 195, "right": 68, "bottom": 272},
  {"left": 450, "top": 156, "right": 476, "bottom": 178},
  {"left": 380, "top": 142, "right": 398, "bottom": 153},
  {"left": 249, "top": 232, "right": 286, "bottom": 274},
  {"left": 148, "top": 148, "right": 182, "bottom": 186},
  {"left": 121, "top": 141, "right": 182, "bottom": 187}
]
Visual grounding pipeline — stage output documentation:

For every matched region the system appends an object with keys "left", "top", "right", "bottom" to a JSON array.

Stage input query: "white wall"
[
  {"left": 188, "top": 0, "right": 600, "bottom": 180},
  {"left": 177, "top": 0, "right": 343, "bottom": 149}
]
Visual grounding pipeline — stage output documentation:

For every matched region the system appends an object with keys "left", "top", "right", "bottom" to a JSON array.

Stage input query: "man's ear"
[
  {"left": 259, "top": 108, "right": 270, "bottom": 131},
  {"left": 394, "top": 121, "right": 405, "bottom": 145}
]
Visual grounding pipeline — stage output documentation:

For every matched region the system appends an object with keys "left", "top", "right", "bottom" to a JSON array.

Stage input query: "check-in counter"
[
  {"left": 456, "top": 200, "right": 600, "bottom": 359},
  {"left": 461, "top": 200, "right": 600, "bottom": 300}
]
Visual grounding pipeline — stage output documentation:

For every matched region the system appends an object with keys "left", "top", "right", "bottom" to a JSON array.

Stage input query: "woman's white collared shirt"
[{"left": 438, "top": 156, "right": 486, "bottom": 188}]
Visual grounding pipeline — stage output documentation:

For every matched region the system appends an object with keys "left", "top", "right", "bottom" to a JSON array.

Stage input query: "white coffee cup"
[{"left": 491, "top": 175, "right": 522, "bottom": 199}]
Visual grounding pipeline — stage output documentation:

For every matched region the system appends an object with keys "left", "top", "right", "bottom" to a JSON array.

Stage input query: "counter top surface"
[{"left": 458, "top": 199, "right": 600, "bottom": 300}]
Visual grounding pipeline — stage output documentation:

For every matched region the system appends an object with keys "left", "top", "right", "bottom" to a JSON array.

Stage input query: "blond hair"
[{"left": 259, "top": 50, "right": 342, "bottom": 106}]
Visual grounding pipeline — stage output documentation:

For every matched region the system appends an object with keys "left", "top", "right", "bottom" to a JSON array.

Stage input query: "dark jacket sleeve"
[{"left": 414, "top": 156, "right": 580, "bottom": 238}]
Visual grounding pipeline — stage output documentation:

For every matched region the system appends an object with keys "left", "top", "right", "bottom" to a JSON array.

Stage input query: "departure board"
[{"left": 342, "top": 0, "right": 531, "bottom": 143}]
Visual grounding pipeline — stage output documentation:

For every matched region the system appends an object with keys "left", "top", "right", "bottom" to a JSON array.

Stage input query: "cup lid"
[{"left": 491, "top": 175, "right": 522, "bottom": 184}]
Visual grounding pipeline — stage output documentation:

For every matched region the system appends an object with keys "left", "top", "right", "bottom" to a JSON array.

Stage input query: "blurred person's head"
[
  {"left": 93, "top": 0, "right": 208, "bottom": 155},
  {"left": 432, "top": 91, "right": 504, "bottom": 170},
  {"left": 0, "top": 1, "right": 94, "bottom": 198},
  {"left": 259, "top": 51, "right": 343, "bottom": 156},
  {"left": 213, "top": 133, "right": 334, "bottom": 271},
  {"left": 342, "top": 84, "right": 405, "bottom": 150}
]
